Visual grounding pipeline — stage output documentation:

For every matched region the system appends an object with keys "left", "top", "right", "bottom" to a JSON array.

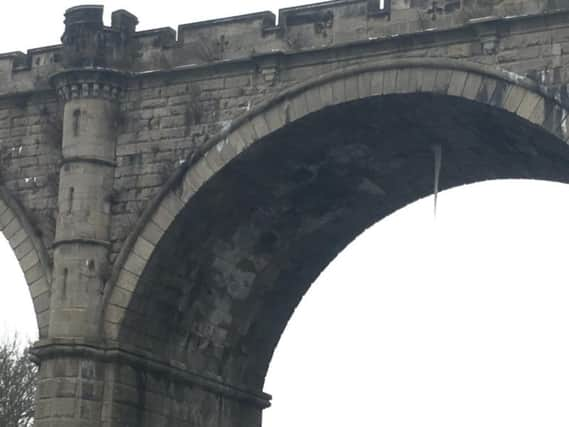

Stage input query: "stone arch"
[
  {"left": 96, "top": 57, "right": 569, "bottom": 423},
  {"left": 0, "top": 185, "right": 51, "bottom": 338},
  {"left": 103, "top": 58, "right": 569, "bottom": 339},
  {"left": 95, "top": 60, "right": 569, "bottom": 414}
]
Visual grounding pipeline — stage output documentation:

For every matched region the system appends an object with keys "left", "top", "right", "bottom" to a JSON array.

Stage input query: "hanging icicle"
[{"left": 432, "top": 144, "right": 442, "bottom": 217}]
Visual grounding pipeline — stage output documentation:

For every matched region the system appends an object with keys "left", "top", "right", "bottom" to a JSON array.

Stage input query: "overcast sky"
[{"left": 2, "top": 2, "right": 569, "bottom": 426}]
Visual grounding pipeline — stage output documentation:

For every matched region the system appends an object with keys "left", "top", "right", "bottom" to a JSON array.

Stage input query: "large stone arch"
[
  {"left": 100, "top": 58, "right": 569, "bottom": 409},
  {"left": 0, "top": 185, "right": 51, "bottom": 337}
]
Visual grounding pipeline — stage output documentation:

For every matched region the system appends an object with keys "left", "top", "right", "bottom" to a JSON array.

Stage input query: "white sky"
[{"left": 2, "top": 2, "right": 569, "bottom": 426}]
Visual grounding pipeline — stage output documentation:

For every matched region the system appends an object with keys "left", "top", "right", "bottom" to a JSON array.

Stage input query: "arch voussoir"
[
  {"left": 215, "top": 137, "right": 240, "bottom": 164},
  {"left": 0, "top": 186, "right": 52, "bottom": 337},
  {"left": 383, "top": 68, "right": 399, "bottom": 94},
  {"left": 516, "top": 92, "right": 543, "bottom": 121},
  {"left": 123, "top": 251, "right": 147, "bottom": 278},
  {"left": 140, "top": 220, "right": 163, "bottom": 247},
  {"left": 262, "top": 105, "right": 288, "bottom": 135},
  {"left": 503, "top": 85, "right": 528, "bottom": 113},
  {"left": 180, "top": 158, "right": 215, "bottom": 202},
  {"left": 528, "top": 97, "right": 546, "bottom": 125},
  {"left": 393, "top": 67, "right": 411, "bottom": 94},
  {"left": 461, "top": 73, "right": 484, "bottom": 100},
  {"left": 447, "top": 70, "right": 469, "bottom": 97},
  {"left": 344, "top": 74, "right": 360, "bottom": 102},
  {"left": 131, "top": 237, "right": 154, "bottom": 264},
  {"left": 416, "top": 68, "right": 436, "bottom": 93},
  {"left": 369, "top": 70, "right": 385, "bottom": 95},
  {"left": 288, "top": 91, "right": 311, "bottom": 123},
  {"left": 542, "top": 103, "right": 569, "bottom": 140},
  {"left": 115, "top": 270, "right": 139, "bottom": 294},
  {"left": 229, "top": 126, "right": 248, "bottom": 153},
  {"left": 181, "top": 169, "right": 202, "bottom": 202},
  {"left": 161, "top": 191, "right": 185, "bottom": 216},
  {"left": 250, "top": 113, "right": 272, "bottom": 141},
  {"left": 318, "top": 81, "right": 334, "bottom": 107},
  {"left": 237, "top": 120, "right": 259, "bottom": 147},
  {"left": 357, "top": 72, "right": 372, "bottom": 98}
]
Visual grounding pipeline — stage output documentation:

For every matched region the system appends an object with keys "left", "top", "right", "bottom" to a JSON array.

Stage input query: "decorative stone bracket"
[{"left": 469, "top": 17, "right": 501, "bottom": 55}]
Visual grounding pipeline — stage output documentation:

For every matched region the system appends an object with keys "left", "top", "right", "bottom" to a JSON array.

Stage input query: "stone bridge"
[{"left": 1, "top": 0, "right": 569, "bottom": 424}]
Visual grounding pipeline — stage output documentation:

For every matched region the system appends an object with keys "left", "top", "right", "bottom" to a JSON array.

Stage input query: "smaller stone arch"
[
  {"left": 0, "top": 186, "right": 52, "bottom": 338},
  {"left": 101, "top": 57, "right": 569, "bottom": 340}
]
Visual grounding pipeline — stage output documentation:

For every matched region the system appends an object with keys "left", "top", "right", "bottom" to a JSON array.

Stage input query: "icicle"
[{"left": 432, "top": 144, "right": 442, "bottom": 217}]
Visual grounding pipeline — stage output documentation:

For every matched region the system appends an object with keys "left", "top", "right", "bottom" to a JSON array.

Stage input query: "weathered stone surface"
[{"left": 2, "top": 1, "right": 569, "bottom": 426}]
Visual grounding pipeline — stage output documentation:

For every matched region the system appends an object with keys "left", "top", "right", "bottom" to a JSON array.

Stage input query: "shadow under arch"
[
  {"left": 0, "top": 185, "right": 51, "bottom": 338},
  {"left": 100, "top": 59, "right": 569, "bottom": 415}
]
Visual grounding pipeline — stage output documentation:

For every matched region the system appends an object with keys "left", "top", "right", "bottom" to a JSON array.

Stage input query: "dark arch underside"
[{"left": 118, "top": 93, "right": 569, "bottom": 391}]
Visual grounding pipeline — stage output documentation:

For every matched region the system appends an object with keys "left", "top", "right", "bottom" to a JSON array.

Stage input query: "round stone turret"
[
  {"left": 61, "top": 6, "right": 104, "bottom": 68},
  {"left": 64, "top": 4, "right": 104, "bottom": 26},
  {"left": 49, "top": 5, "right": 136, "bottom": 338},
  {"left": 61, "top": 5, "right": 138, "bottom": 69}
]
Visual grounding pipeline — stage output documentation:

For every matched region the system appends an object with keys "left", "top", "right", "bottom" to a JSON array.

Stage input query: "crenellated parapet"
[{"left": 1, "top": 0, "right": 567, "bottom": 96}]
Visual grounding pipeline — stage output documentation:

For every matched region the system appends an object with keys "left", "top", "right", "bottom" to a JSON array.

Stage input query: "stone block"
[
  {"left": 250, "top": 114, "right": 271, "bottom": 140},
  {"left": 383, "top": 69, "right": 398, "bottom": 94},
  {"left": 25, "top": 263, "right": 45, "bottom": 286},
  {"left": 461, "top": 73, "right": 483, "bottom": 100},
  {"left": 180, "top": 172, "right": 199, "bottom": 202},
  {"left": 141, "top": 220, "right": 164, "bottom": 246},
  {"left": 214, "top": 137, "right": 239, "bottom": 164},
  {"left": 236, "top": 121, "right": 258, "bottom": 147},
  {"left": 108, "top": 286, "right": 132, "bottom": 309},
  {"left": 225, "top": 74, "right": 251, "bottom": 89},
  {"left": 516, "top": 92, "right": 542, "bottom": 120},
  {"left": 123, "top": 251, "right": 148, "bottom": 276},
  {"left": 447, "top": 71, "right": 468, "bottom": 97},
  {"left": 288, "top": 92, "right": 310, "bottom": 122},
  {"left": 394, "top": 68, "right": 412, "bottom": 93},
  {"left": 227, "top": 128, "right": 247, "bottom": 154},
  {"left": 105, "top": 304, "right": 127, "bottom": 326},
  {"left": 305, "top": 86, "right": 324, "bottom": 112},
  {"left": 132, "top": 237, "right": 154, "bottom": 261},
  {"left": 8, "top": 226, "right": 28, "bottom": 249},
  {"left": 0, "top": 198, "right": 8, "bottom": 216},
  {"left": 0, "top": 208, "right": 15, "bottom": 230},
  {"left": 370, "top": 71, "right": 385, "bottom": 96},
  {"left": 503, "top": 85, "right": 527, "bottom": 113},
  {"left": 52, "top": 397, "right": 78, "bottom": 417},
  {"left": 2, "top": 215, "right": 21, "bottom": 239},
  {"left": 19, "top": 249, "right": 40, "bottom": 272},
  {"left": 14, "top": 237, "right": 34, "bottom": 260},
  {"left": 344, "top": 75, "right": 360, "bottom": 102},
  {"left": 34, "top": 291, "right": 50, "bottom": 313},
  {"left": 262, "top": 107, "right": 286, "bottom": 134},
  {"left": 476, "top": 77, "right": 498, "bottom": 104},
  {"left": 103, "top": 321, "right": 120, "bottom": 339},
  {"left": 192, "top": 158, "right": 215, "bottom": 183},
  {"left": 331, "top": 78, "right": 346, "bottom": 105},
  {"left": 358, "top": 72, "right": 372, "bottom": 99},
  {"left": 160, "top": 193, "right": 184, "bottom": 218}
]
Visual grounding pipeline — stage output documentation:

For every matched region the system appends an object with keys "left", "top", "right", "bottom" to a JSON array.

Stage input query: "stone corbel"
[
  {"left": 253, "top": 53, "right": 284, "bottom": 87},
  {"left": 469, "top": 17, "right": 501, "bottom": 55}
]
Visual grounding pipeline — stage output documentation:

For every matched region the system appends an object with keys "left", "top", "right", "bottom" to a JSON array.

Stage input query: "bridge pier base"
[
  {"left": 31, "top": 341, "right": 267, "bottom": 426},
  {"left": 34, "top": 353, "right": 106, "bottom": 426}
]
